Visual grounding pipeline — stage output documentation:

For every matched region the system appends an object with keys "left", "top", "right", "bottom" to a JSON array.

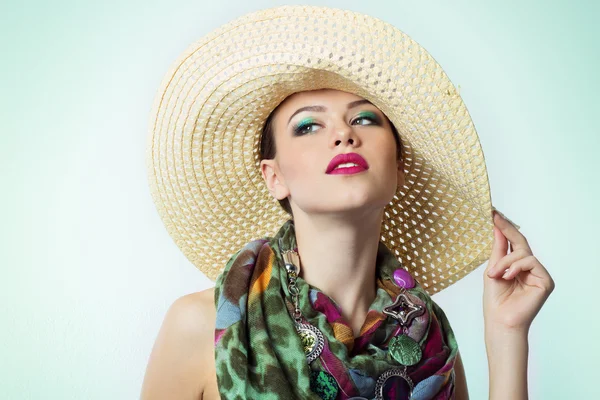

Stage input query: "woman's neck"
[{"left": 292, "top": 208, "right": 384, "bottom": 336}]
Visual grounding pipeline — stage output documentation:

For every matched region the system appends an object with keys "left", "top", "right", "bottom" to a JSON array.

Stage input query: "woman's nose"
[
  {"left": 335, "top": 137, "right": 354, "bottom": 146},
  {"left": 331, "top": 121, "right": 360, "bottom": 148}
]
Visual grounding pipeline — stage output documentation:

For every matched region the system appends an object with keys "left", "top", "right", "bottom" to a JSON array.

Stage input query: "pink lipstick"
[{"left": 326, "top": 153, "right": 369, "bottom": 175}]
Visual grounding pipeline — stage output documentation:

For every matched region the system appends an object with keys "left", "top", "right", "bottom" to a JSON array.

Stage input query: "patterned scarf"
[{"left": 214, "top": 220, "right": 458, "bottom": 399}]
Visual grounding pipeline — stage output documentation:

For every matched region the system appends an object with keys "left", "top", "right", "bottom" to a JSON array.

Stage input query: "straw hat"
[{"left": 146, "top": 5, "right": 518, "bottom": 295}]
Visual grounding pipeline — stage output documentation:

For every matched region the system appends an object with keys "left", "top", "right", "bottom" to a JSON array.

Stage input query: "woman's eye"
[
  {"left": 293, "top": 119, "right": 320, "bottom": 136},
  {"left": 352, "top": 117, "right": 373, "bottom": 125},
  {"left": 352, "top": 112, "right": 380, "bottom": 126}
]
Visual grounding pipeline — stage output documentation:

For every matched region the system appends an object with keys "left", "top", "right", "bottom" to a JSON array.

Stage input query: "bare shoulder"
[
  {"left": 140, "top": 288, "right": 217, "bottom": 400},
  {"left": 454, "top": 350, "right": 470, "bottom": 400},
  {"left": 175, "top": 289, "right": 217, "bottom": 339}
]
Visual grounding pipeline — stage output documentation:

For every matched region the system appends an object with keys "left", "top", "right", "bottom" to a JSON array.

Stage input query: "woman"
[{"left": 141, "top": 6, "right": 554, "bottom": 400}]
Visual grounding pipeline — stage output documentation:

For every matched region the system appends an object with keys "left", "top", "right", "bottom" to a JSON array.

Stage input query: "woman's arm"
[
  {"left": 454, "top": 327, "right": 528, "bottom": 400},
  {"left": 483, "top": 212, "right": 554, "bottom": 400},
  {"left": 140, "top": 289, "right": 215, "bottom": 400},
  {"left": 453, "top": 350, "right": 470, "bottom": 400},
  {"left": 485, "top": 326, "right": 529, "bottom": 400}
]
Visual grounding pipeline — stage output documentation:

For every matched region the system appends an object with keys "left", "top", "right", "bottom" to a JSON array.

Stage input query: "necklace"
[
  {"left": 282, "top": 246, "right": 326, "bottom": 363},
  {"left": 280, "top": 239, "right": 425, "bottom": 400}
]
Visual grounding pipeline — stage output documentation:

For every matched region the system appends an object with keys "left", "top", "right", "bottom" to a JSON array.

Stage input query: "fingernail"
[
  {"left": 491, "top": 206, "right": 521, "bottom": 230},
  {"left": 502, "top": 269, "right": 510, "bottom": 279}
]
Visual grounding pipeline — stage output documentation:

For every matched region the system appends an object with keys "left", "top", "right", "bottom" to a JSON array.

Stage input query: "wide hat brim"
[{"left": 146, "top": 5, "right": 517, "bottom": 295}]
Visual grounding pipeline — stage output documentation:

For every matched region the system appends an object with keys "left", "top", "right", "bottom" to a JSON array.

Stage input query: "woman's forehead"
[
  {"left": 273, "top": 89, "right": 375, "bottom": 124},
  {"left": 281, "top": 88, "right": 367, "bottom": 107}
]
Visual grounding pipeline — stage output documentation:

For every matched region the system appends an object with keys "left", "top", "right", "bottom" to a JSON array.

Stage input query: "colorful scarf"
[{"left": 214, "top": 220, "right": 458, "bottom": 399}]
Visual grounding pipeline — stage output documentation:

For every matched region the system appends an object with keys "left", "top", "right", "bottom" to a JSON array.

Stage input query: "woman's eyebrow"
[
  {"left": 286, "top": 99, "right": 372, "bottom": 125},
  {"left": 287, "top": 105, "right": 326, "bottom": 124}
]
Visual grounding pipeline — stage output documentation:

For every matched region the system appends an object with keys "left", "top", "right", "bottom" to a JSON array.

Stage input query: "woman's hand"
[{"left": 483, "top": 211, "right": 555, "bottom": 332}]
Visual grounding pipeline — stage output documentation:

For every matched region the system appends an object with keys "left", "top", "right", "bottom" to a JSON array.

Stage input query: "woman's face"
[{"left": 260, "top": 89, "right": 404, "bottom": 217}]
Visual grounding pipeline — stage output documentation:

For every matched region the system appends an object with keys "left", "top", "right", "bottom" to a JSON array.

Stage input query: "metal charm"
[
  {"left": 388, "top": 335, "right": 422, "bottom": 366},
  {"left": 382, "top": 292, "right": 424, "bottom": 327},
  {"left": 295, "top": 322, "right": 325, "bottom": 363},
  {"left": 374, "top": 367, "right": 413, "bottom": 400},
  {"left": 281, "top": 241, "right": 325, "bottom": 364}
]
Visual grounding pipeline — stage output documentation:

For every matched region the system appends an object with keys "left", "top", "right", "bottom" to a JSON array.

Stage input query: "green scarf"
[{"left": 214, "top": 220, "right": 458, "bottom": 399}]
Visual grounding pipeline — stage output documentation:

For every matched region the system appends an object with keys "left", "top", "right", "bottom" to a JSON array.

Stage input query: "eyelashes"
[
  {"left": 293, "top": 117, "right": 319, "bottom": 136},
  {"left": 355, "top": 111, "right": 381, "bottom": 126},
  {"left": 292, "top": 111, "right": 382, "bottom": 136}
]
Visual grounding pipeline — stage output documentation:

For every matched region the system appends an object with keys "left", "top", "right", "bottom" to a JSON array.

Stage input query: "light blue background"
[{"left": 2, "top": 0, "right": 598, "bottom": 398}]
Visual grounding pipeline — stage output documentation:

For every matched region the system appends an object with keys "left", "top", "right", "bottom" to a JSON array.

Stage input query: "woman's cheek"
[{"left": 278, "top": 156, "right": 310, "bottom": 188}]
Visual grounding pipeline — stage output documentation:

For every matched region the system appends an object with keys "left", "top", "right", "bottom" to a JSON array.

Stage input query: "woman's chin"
[{"left": 299, "top": 199, "right": 391, "bottom": 218}]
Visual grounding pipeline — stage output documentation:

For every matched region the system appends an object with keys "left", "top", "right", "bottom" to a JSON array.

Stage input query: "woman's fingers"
[
  {"left": 501, "top": 255, "right": 555, "bottom": 292},
  {"left": 498, "top": 255, "right": 536, "bottom": 279},
  {"left": 487, "top": 224, "right": 509, "bottom": 274},
  {"left": 487, "top": 248, "right": 530, "bottom": 278},
  {"left": 493, "top": 212, "right": 531, "bottom": 254}
]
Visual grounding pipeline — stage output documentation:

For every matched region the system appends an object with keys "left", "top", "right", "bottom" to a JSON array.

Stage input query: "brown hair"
[{"left": 258, "top": 105, "right": 404, "bottom": 217}]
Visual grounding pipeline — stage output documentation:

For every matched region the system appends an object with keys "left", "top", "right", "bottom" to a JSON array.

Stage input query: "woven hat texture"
[{"left": 146, "top": 5, "right": 517, "bottom": 294}]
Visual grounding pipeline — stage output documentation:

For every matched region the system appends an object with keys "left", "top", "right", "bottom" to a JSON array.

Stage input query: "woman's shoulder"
[
  {"left": 140, "top": 288, "right": 217, "bottom": 399},
  {"left": 165, "top": 288, "right": 216, "bottom": 338},
  {"left": 177, "top": 288, "right": 216, "bottom": 316}
]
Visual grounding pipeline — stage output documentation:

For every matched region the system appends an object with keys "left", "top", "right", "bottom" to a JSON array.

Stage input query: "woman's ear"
[{"left": 260, "top": 159, "right": 290, "bottom": 200}]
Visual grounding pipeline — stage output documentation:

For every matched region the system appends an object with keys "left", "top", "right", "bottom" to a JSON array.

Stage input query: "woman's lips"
[
  {"left": 326, "top": 152, "right": 369, "bottom": 174},
  {"left": 328, "top": 165, "right": 367, "bottom": 175}
]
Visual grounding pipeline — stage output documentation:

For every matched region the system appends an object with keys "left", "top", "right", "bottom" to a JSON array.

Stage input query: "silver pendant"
[
  {"left": 382, "top": 292, "right": 424, "bottom": 327},
  {"left": 295, "top": 322, "right": 324, "bottom": 364},
  {"left": 375, "top": 367, "right": 413, "bottom": 400}
]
